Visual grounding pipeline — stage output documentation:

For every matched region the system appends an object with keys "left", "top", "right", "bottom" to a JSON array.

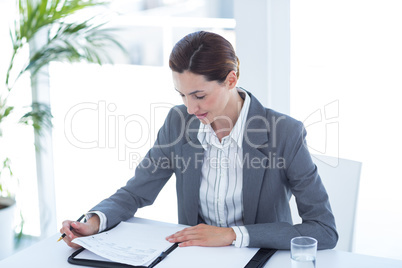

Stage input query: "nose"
[{"left": 185, "top": 98, "right": 198, "bottom": 115}]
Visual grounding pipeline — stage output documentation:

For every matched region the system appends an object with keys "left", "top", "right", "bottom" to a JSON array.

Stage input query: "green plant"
[
  {"left": 4, "top": 0, "right": 123, "bottom": 132},
  {"left": 0, "top": 0, "right": 124, "bottom": 235},
  {"left": 0, "top": 158, "right": 13, "bottom": 198}
]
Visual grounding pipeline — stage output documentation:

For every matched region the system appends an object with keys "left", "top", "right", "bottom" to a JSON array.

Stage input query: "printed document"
[{"left": 72, "top": 221, "right": 184, "bottom": 266}]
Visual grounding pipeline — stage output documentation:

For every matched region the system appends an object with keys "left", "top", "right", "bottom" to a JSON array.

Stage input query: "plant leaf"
[{"left": 19, "top": 102, "right": 53, "bottom": 137}]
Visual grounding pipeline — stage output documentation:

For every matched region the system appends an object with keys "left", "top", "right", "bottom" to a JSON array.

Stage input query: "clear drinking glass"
[{"left": 291, "top": 236, "right": 317, "bottom": 268}]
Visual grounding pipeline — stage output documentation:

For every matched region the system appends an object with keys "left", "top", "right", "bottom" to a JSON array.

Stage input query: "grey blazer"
[{"left": 92, "top": 91, "right": 338, "bottom": 250}]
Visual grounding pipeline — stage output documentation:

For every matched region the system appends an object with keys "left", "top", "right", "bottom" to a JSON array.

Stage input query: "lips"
[{"left": 196, "top": 112, "right": 208, "bottom": 120}]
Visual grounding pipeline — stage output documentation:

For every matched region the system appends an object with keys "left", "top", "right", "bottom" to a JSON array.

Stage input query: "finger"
[
  {"left": 166, "top": 226, "right": 198, "bottom": 239},
  {"left": 166, "top": 230, "right": 184, "bottom": 240},
  {"left": 72, "top": 221, "right": 91, "bottom": 235},
  {"left": 60, "top": 228, "right": 82, "bottom": 249},
  {"left": 61, "top": 220, "right": 75, "bottom": 239},
  {"left": 70, "top": 221, "right": 84, "bottom": 233},
  {"left": 65, "top": 239, "right": 82, "bottom": 249},
  {"left": 178, "top": 240, "right": 202, "bottom": 247},
  {"left": 168, "top": 232, "right": 202, "bottom": 243},
  {"left": 61, "top": 220, "right": 72, "bottom": 232},
  {"left": 166, "top": 231, "right": 188, "bottom": 241},
  {"left": 61, "top": 220, "right": 87, "bottom": 239}
]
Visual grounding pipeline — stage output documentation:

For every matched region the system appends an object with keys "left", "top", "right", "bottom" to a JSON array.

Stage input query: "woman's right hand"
[{"left": 60, "top": 214, "right": 100, "bottom": 249}]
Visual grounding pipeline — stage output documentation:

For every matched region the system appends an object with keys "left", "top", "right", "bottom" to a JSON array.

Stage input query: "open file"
[{"left": 71, "top": 220, "right": 259, "bottom": 268}]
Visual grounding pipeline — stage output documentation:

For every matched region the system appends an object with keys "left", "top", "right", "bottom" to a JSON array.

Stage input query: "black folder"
[{"left": 68, "top": 245, "right": 277, "bottom": 268}]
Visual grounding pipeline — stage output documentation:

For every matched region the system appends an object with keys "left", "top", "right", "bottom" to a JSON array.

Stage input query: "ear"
[{"left": 225, "top": 70, "right": 238, "bottom": 90}]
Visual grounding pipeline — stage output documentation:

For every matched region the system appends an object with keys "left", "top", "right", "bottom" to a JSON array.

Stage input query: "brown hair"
[{"left": 169, "top": 31, "right": 240, "bottom": 83}]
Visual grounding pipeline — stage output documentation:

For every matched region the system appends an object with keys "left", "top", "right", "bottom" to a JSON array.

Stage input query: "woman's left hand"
[{"left": 166, "top": 224, "right": 236, "bottom": 247}]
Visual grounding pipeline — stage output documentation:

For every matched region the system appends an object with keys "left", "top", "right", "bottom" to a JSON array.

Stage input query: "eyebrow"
[{"left": 175, "top": 88, "right": 204, "bottom": 95}]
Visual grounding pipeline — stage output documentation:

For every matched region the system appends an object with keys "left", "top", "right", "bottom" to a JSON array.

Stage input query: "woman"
[{"left": 61, "top": 31, "right": 338, "bottom": 250}]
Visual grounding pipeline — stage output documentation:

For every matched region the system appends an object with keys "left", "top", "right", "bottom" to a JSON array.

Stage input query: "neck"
[{"left": 211, "top": 88, "right": 244, "bottom": 141}]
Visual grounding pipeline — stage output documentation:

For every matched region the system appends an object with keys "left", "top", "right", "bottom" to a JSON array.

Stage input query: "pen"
[
  {"left": 148, "top": 243, "right": 179, "bottom": 268},
  {"left": 57, "top": 214, "right": 86, "bottom": 242}
]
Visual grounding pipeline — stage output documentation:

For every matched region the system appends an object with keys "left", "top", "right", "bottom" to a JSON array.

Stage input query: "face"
[{"left": 172, "top": 71, "right": 233, "bottom": 125}]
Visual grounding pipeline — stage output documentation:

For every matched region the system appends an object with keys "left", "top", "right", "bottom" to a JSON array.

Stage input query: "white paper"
[
  {"left": 72, "top": 221, "right": 184, "bottom": 266},
  {"left": 157, "top": 245, "right": 259, "bottom": 268}
]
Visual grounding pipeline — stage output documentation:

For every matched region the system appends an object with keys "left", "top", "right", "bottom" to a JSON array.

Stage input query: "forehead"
[{"left": 172, "top": 71, "right": 218, "bottom": 93}]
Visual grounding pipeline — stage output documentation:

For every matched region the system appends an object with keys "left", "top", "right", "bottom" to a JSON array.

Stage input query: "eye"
[
  {"left": 195, "top": 95, "right": 205, "bottom": 100},
  {"left": 179, "top": 93, "right": 185, "bottom": 98}
]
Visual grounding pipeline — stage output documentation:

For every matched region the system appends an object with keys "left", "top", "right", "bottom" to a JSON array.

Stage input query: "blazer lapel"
[
  {"left": 242, "top": 92, "right": 270, "bottom": 225},
  {"left": 181, "top": 117, "right": 204, "bottom": 226}
]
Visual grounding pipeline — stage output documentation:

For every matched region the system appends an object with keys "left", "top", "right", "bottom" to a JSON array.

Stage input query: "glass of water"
[{"left": 291, "top": 236, "right": 317, "bottom": 268}]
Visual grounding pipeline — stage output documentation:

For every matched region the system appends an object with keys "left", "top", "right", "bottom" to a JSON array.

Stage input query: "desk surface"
[{"left": 1, "top": 218, "right": 401, "bottom": 268}]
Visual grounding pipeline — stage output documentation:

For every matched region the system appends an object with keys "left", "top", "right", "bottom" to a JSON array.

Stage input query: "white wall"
[
  {"left": 234, "top": 0, "right": 290, "bottom": 115},
  {"left": 290, "top": 0, "right": 402, "bottom": 260}
]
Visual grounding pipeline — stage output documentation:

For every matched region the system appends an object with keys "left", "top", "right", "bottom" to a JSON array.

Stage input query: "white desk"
[{"left": 1, "top": 218, "right": 401, "bottom": 268}]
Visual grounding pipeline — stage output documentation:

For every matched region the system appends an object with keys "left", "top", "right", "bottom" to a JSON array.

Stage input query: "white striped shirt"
[{"left": 197, "top": 88, "right": 251, "bottom": 247}]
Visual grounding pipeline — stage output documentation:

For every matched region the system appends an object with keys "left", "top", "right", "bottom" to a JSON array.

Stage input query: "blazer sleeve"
[
  {"left": 245, "top": 121, "right": 338, "bottom": 250},
  {"left": 90, "top": 107, "right": 177, "bottom": 230}
]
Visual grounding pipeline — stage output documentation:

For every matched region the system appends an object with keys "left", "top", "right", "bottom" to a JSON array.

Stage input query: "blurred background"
[{"left": 0, "top": 0, "right": 401, "bottom": 261}]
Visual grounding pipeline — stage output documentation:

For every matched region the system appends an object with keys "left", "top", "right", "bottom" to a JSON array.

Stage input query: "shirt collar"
[{"left": 197, "top": 87, "right": 251, "bottom": 149}]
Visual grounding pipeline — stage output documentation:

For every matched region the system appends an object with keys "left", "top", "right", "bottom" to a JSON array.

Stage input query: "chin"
[
  {"left": 199, "top": 119, "right": 211, "bottom": 125},
  {"left": 199, "top": 117, "right": 213, "bottom": 125}
]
